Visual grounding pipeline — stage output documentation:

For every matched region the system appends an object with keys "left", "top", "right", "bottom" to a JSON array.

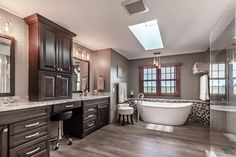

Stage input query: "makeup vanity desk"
[{"left": 0, "top": 95, "right": 110, "bottom": 157}]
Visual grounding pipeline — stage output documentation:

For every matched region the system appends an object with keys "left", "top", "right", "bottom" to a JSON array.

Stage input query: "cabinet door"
[
  {"left": 0, "top": 125, "right": 8, "bottom": 157},
  {"left": 97, "top": 104, "right": 109, "bottom": 128},
  {"left": 56, "top": 74, "right": 72, "bottom": 99},
  {"left": 40, "top": 24, "right": 58, "bottom": 72},
  {"left": 58, "top": 33, "right": 72, "bottom": 73},
  {"left": 39, "top": 71, "right": 57, "bottom": 101}
]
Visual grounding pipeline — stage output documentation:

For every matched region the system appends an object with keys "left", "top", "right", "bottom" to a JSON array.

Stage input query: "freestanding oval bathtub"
[{"left": 140, "top": 101, "right": 192, "bottom": 126}]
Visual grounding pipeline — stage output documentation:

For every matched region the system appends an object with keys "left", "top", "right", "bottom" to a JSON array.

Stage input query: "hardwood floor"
[{"left": 50, "top": 122, "right": 210, "bottom": 157}]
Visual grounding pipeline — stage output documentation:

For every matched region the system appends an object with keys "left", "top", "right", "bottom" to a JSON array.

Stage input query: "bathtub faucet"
[{"left": 137, "top": 93, "right": 144, "bottom": 124}]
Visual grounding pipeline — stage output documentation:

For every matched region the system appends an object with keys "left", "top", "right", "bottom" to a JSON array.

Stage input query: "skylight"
[{"left": 128, "top": 20, "right": 164, "bottom": 51}]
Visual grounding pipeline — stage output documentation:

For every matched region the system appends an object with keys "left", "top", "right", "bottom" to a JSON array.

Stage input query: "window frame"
[
  {"left": 209, "top": 63, "right": 226, "bottom": 96},
  {"left": 139, "top": 63, "right": 181, "bottom": 97}
]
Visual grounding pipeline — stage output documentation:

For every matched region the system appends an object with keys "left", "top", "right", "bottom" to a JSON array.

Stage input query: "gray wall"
[
  {"left": 128, "top": 52, "right": 209, "bottom": 100},
  {"left": 0, "top": 8, "right": 29, "bottom": 96},
  {"left": 110, "top": 49, "right": 129, "bottom": 123},
  {"left": 93, "top": 49, "right": 111, "bottom": 92}
]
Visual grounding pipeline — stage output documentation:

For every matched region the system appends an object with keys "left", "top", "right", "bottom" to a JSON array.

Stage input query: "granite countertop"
[{"left": 0, "top": 94, "right": 110, "bottom": 113}]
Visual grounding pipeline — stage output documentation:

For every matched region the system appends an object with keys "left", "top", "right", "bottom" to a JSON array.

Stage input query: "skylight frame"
[{"left": 128, "top": 19, "right": 164, "bottom": 51}]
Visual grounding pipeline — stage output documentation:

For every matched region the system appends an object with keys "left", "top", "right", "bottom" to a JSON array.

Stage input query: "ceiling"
[{"left": 0, "top": 0, "right": 232, "bottom": 59}]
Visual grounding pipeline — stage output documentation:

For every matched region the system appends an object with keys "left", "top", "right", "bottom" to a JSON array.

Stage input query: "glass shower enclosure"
[{"left": 210, "top": 0, "right": 236, "bottom": 156}]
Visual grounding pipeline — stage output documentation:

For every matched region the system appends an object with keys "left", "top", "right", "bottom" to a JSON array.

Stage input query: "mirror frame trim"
[
  {"left": 72, "top": 57, "right": 90, "bottom": 93},
  {"left": 0, "top": 34, "right": 15, "bottom": 97}
]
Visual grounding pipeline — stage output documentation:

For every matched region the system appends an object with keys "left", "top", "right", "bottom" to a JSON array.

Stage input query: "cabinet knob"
[
  {"left": 60, "top": 68, "right": 63, "bottom": 72},
  {"left": 57, "top": 68, "right": 60, "bottom": 71}
]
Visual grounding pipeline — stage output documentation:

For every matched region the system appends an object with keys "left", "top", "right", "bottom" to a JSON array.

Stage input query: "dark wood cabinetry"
[
  {"left": 0, "top": 125, "right": 8, "bottom": 157},
  {"left": 39, "top": 71, "right": 72, "bottom": 101},
  {"left": 64, "top": 98, "right": 110, "bottom": 138},
  {"left": 25, "top": 14, "right": 76, "bottom": 101},
  {"left": 0, "top": 106, "right": 50, "bottom": 157}
]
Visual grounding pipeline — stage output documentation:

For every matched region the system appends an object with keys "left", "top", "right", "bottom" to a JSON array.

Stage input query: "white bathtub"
[{"left": 140, "top": 101, "right": 192, "bottom": 126}]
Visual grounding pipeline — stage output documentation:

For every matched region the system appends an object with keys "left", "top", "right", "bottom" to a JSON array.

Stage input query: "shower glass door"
[{"left": 210, "top": 0, "right": 236, "bottom": 156}]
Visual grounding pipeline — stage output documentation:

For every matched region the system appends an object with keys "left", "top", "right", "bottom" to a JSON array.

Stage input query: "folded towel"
[
  {"left": 82, "top": 78, "right": 88, "bottom": 91},
  {"left": 97, "top": 77, "right": 105, "bottom": 91}
]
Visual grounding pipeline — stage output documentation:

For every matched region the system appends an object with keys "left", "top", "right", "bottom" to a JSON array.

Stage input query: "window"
[
  {"left": 139, "top": 64, "right": 180, "bottom": 96},
  {"left": 210, "top": 63, "right": 226, "bottom": 95},
  {"left": 161, "top": 66, "right": 177, "bottom": 94},
  {"left": 142, "top": 67, "right": 157, "bottom": 94}
]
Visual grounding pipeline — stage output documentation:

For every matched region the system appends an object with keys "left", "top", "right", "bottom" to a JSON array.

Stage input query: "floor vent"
[{"left": 122, "top": 0, "right": 149, "bottom": 15}]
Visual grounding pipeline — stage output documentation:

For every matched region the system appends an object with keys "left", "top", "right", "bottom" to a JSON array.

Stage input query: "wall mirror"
[
  {"left": 0, "top": 35, "right": 15, "bottom": 96},
  {"left": 72, "top": 58, "right": 90, "bottom": 93}
]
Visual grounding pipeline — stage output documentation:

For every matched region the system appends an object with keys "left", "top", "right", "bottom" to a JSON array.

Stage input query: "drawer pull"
[
  {"left": 25, "top": 122, "right": 40, "bottom": 128},
  {"left": 88, "top": 108, "right": 94, "bottom": 111},
  {"left": 65, "top": 105, "right": 74, "bottom": 108},
  {"left": 88, "top": 123, "right": 94, "bottom": 127},
  {"left": 25, "top": 132, "right": 40, "bottom": 139},
  {"left": 26, "top": 147, "right": 40, "bottom": 155},
  {"left": 87, "top": 114, "right": 94, "bottom": 118},
  {"left": 2, "top": 128, "right": 8, "bottom": 133}
]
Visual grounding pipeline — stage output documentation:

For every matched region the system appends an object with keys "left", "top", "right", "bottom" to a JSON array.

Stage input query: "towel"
[
  {"left": 193, "top": 62, "right": 209, "bottom": 74},
  {"left": 97, "top": 77, "right": 105, "bottom": 91},
  {"left": 200, "top": 75, "right": 209, "bottom": 101},
  {"left": 118, "top": 83, "right": 127, "bottom": 103},
  {"left": 82, "top": 78, "right": 87, "bottom": 91}
]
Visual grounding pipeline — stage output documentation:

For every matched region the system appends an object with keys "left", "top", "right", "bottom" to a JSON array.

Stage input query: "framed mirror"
[
  {"left": 0, "top": 35, "right": 15, "bottom": 96},
  {"left": 72, "top": 58, "right": 90, "bottom": 93}
]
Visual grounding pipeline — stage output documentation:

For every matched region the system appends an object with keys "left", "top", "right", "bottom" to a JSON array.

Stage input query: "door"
[
  {"left": 56, "top": 74, "right": 72, "bottom": 99},
  {"left": 40, "top": 23, "right": 58, "bottom": 72},
  {"left": 0, "top": 125, "right": 8, "bottom": 157},
  {"left": 97, "top": 104, "right": 109, "bottom": 128},
  {"left": 58, "top": 33, "right": 72, "bottom": 73},
  {"left": 39, "top": 71, "right": 57, "bottom": 101}
]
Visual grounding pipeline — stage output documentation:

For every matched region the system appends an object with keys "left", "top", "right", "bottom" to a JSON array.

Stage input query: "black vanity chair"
[{"left": 50, "top": 111, "right": 73, "bottom": 150}]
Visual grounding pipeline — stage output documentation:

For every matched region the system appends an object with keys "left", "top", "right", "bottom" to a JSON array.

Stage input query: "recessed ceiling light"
[{"left": 128, "top": 20, "right": 164, "bottom": 51}]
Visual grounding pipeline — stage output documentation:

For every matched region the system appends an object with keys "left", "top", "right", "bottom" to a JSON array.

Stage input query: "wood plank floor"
[{"left": 50, "top": 122, "right": 210, "bottom": 157}]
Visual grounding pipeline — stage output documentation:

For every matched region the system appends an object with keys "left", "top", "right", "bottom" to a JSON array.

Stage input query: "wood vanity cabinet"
[
  {"left": 0, "top": 125, "right": 8, "bottom": 157},
  {"left": 64, "top": 98, "right": 110, "bottom": 138},
  {"left": 39, "top": 71, "right": 72, "bottom": 101},
  {"left": 24, "top": 13, "right": 76, "bottom": 101}
]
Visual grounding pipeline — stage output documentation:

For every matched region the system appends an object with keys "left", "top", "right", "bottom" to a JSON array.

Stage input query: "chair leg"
[
  {"left": 127, "top": 115, "right": 129, "bottom": 123},
  {"left": 122, "top": 115, "right": 125, "bottom": 126},
  {"left": 118, "top": 114, "right": 121, "bottom": 124},
  {"left": 131, "top": 115, "right": 134, "bottom": 125}
]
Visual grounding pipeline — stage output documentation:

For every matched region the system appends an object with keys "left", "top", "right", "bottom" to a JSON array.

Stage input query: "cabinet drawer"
[
  {"left": 83, "top": 98, "right": 109, "bottom": 106},
  {"left": 0, "top": 107, "right": 50, "bottom": 125},
  {"left": 10, "top": 136, "right": 49, "bottom": 157},
  {"left": 84, "top": 118, "right": 97, "bottom": 132},
  {"left": 84, "top": 105, "right": 97, "bottom": 115},
  {"left": 53, "top": 101, "right": 82, "bottom": 113},
  {"left": 83, "top": 113, "right": 97, "bottom": 121},
  {"left": 9, "top": 117, "right": 49, "bottom": 136},
  {"left": 10, "top": 126, "right": 49, "bottom": 148}
]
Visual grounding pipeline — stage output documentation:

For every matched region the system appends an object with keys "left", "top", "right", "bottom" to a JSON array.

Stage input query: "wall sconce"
[
  {"left": 74, "top": 48, "right": 90, "bottom": 61},
  {"left": 0, "top": 17, "right": 12, "bottom": 35}
]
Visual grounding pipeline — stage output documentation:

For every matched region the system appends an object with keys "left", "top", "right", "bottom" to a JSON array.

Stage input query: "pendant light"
[{"left": 153, "top": 52, "right": 161, "bottom": 69}]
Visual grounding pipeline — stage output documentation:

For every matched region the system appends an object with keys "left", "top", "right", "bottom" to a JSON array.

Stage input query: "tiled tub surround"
[
  {"left": 0, "top": 93, "right": 110, "bottom": 112},
  {"left": 127, "top": 98, "right": 210, "bottom": 125}
]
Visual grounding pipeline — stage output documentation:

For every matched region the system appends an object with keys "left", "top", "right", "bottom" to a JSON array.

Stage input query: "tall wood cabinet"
[{"left": 25, "top": 14, "right": 76, "bottom": 101}]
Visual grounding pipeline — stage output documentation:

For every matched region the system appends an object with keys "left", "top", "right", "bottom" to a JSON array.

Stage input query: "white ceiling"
[{"left": 0, "top": 0, "right": 232, "bottom": 59}]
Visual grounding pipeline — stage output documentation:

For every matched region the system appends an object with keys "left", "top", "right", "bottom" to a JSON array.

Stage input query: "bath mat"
[
  {"left": 145, "top": 124, "right": 174, "bottom": 133},
  {"left": 224, "top": 133, "right": 236, "bottom": 143}
]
